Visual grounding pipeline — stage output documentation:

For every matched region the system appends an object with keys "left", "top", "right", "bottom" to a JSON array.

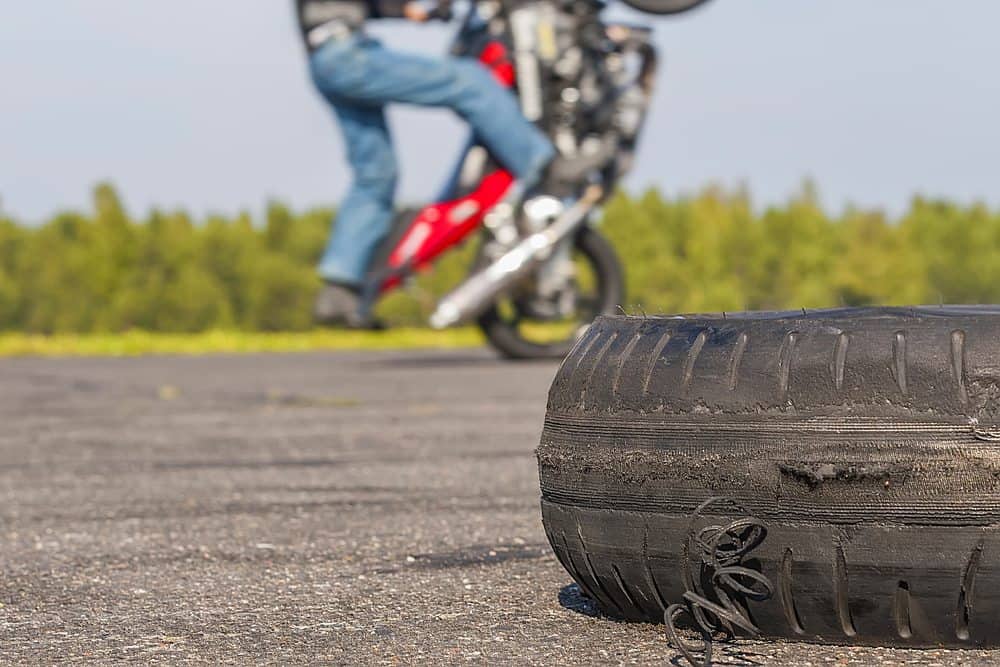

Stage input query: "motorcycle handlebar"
[{"left": 421, "top": 0, "right": 709, "bottom": 21}]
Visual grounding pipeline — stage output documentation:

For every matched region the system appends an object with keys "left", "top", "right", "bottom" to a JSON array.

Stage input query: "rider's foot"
[
  {"left": 314, "top": 281, "right": 365, "bottom": 327},
  {"left": 537, "top": 145, "right": 615, "bottom": 196}
]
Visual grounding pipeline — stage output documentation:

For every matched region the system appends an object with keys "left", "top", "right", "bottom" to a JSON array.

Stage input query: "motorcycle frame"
[{"left": 356, "top": 0, "right": 658, "bottom": 325}]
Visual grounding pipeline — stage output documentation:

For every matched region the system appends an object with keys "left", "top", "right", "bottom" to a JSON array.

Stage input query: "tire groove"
[
  {"left": 779, "top": 548, "right": 805, "bottom": 635},
  {"left": 952, "top": 329, "right": 968, "bottom": 405},
  {"left": 569, "top": 329, "right": 601, "bottom": 384},
  {"left": 577, "top": 524, "right": 624, "bottom": 615},
  {"left": 682, "top": 330, "right": 708, "bottom": 389},
  {"left": 832, "top": 332, "right": 849, "bottom": 390},
  {"left": 582, "top": 332, "right": 617, "bottom": 406},
  {"left": 559, "top": 530, "right": 601, "bottom": 604},
  {"left": 834, "top": 542, "right": 857, "bottom": 637},
  {"left": 728, "top": 332, "right": 748, "bottom": 391},
  {"left": 778, "top": 331, "right": 799, "bottom": 397},
  {"left": 611, "top": 563, "right": 639, "bottom": 609},
  {"left": 641, "top": 522, "right": 670, "bottom": 613},
  {"left": 894, "top": 580, "right": 912, "bottom": 639},
  {"left": 642, "top": 332, "right": 672, "bottom": 395},
  {"left": 956, "top": 539, "right": 983, "bottom": 641},
  {"left": 892, "top": 331, "right": 908, "bottom": 396},
  {"left": 612, "top": 333, "right": 643, "bottom": 398}
]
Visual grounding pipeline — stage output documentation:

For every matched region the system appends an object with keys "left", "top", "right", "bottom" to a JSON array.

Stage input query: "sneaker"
[
  {"left": 313, "top": 282, "right": 363, "bottom": 327},
  {"left": 539, "top": 143, "right": 615, "bottom": 196}
]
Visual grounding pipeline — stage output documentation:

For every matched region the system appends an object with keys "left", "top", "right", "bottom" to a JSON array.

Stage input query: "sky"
[{"left": 1, "top": 0, "right": 998, "bottom": 222}]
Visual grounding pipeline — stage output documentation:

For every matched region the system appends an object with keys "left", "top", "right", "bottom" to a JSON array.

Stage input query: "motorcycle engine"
[{"left": 506, "top": 0, "right": 656, "bottom": 187}]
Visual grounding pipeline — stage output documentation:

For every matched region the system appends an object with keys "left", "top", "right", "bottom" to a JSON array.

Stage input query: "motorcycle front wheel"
[
  {"left": 477, "top": 227, "right": 625, "bottom": 360},
  {"left": 619, "top": 0, "right": 711, "bottom": 15}
]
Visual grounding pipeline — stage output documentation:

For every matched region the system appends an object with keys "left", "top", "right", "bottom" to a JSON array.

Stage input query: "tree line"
[{"left": 0, "top": 183, "right": 997, "bottom": 333}]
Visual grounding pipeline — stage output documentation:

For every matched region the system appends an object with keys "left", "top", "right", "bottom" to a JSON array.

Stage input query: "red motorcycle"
[{"left": 355, "top": 0, "right": 710, "bottom": 358}]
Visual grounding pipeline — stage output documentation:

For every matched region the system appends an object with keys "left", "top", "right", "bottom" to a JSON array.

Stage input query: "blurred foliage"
[{"left": 0, "top": 182, "right": 997, "bottom": 334}]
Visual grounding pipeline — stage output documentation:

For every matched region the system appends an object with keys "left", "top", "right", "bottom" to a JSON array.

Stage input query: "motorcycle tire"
[
  {"left": 619, "top": 0, "right": 712, "bottom": 16},
  {"left": 478, "top": 227, "right": 624, "bottom": 360},
  {"left": 539, "top": 307, "right": 1000, "bottom": 648}
]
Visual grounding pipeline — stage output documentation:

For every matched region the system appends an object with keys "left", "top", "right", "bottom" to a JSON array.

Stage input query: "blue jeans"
[{"left": 309, "top": 35, "right": 555, "bottom": 286}]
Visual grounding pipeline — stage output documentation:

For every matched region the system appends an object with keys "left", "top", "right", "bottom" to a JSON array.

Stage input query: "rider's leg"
[
  {"left": 309, "top": 36, "right": 555, "bottom": 188},
  {"left": 314, "top": 99, "right": 399, "bottom": 289}
]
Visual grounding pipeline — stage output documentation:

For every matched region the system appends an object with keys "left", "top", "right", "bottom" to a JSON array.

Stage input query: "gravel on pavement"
[{"left": 1, "top": 349, "right": 997, "bottom": 665}]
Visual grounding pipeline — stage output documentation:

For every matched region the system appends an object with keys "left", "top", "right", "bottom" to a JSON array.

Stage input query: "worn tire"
[{"left": 538, "top": 307, "right": 1000, "bottom": 648}]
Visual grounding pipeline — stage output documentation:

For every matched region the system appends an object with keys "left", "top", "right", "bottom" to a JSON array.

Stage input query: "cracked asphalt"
[{"left": 1, "top": 349, "right": 998, "bottom": 665}]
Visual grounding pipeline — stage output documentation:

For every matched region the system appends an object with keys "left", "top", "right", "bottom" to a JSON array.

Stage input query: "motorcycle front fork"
[{"left": 474, "top": 194, "right": 579, "bottom": 318}]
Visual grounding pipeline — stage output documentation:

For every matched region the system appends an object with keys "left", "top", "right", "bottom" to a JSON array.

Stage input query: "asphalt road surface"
[{"left": 1, "top": 349, "right": 998, "bottom": 665}]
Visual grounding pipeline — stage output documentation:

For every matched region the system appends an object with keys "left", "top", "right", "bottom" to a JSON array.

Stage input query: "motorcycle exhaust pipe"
[{"left": 429, "top": 185, "right": 604, "bottom": 329}]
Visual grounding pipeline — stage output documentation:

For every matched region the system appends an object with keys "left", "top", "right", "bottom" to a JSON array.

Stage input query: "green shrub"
[{"left": 0, "top": 182, "right": 996, "bottom": 333}]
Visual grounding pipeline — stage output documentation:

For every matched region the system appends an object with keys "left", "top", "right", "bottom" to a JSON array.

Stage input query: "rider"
[{"left": 297, "top": 0, "right": 555, "bottom": 326}]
